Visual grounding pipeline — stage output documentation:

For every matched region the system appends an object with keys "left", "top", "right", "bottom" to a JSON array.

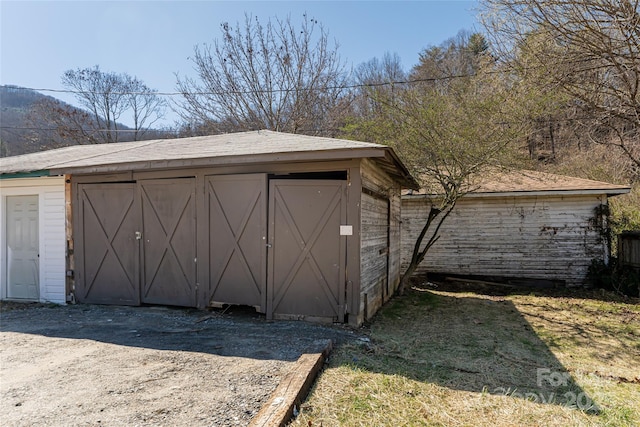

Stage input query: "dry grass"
[{"left": 292, "top": 284, "right": 640, "bottom": 426}]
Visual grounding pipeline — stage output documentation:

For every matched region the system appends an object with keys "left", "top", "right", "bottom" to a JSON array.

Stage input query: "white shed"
[
  {"left": 401, "top": 170, "right": 631, "bottom": 287},
  {"left": 1, "top": 175, "right": 67, "bottom": 303}
]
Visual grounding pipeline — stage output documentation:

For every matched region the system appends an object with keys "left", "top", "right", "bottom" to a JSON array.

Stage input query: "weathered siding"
[
  {"left": 360, "top": 159, "right": 401, "bottom": 321},
  {"left": 360, "top": 192, "right": 389, "bottom": 316},
  {"left": 401, "top": 194, "right": 608, "bottom": 286},
  {"left": 0, "top": 176, "right": 66, "bottom": 303}
]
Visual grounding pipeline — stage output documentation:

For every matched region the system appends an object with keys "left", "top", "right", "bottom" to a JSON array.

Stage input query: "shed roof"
[
  {"left": 404, "top": 169, "right": 630, "bottom": 198},
  {"left": 0, "top": 130, "right": 418, "bottom": 188}
]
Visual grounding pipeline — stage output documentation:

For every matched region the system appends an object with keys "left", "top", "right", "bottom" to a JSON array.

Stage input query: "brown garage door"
[
  {"left": 76, "top": 176, "right": 348, "bottom": 318},
  {"left": 75, "top": 183, "right": 139, "bottom": 305},
  {"left": 139, "top": 178, "right": 197, "bottom": 307},
  {"left": 267, "top": 180, "right": 347, "bottom": 321},
  {"left": 207, "top": 174, "right": 267, "bottom": 311}
]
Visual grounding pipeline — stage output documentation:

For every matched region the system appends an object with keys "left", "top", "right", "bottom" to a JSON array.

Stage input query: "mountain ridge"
[{"left": 0, "top": 85, "right": 168, "bottom": 157}]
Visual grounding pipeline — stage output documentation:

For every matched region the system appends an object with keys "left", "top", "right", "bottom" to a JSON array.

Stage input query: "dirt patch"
[{"left": 0, "top": 302, "right": 357, "bottom": 426}]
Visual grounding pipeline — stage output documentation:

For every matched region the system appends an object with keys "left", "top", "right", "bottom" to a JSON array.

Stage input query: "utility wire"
[
  {"left": 1, "top": 58, "right": 628, "bottom": 134},
  {"left": 7, "top": 74, "right": 473, "bottom": 97},
  {"left": 0, "top": 125, "right": 177, "bottom": 133},
  {"left": 2, "top": 56, "right": 611, "bottom": 97},
  {"left": 0, "top": 115, "right": 624, "bottom": 134}
]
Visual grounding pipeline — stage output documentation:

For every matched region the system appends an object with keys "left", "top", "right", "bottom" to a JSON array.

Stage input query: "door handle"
[
  {"left": 135, "top": 231, "right": 142, "bottom": 240},
  {"left": 266, "top": 243, "right": 272, "bottom": 248}
]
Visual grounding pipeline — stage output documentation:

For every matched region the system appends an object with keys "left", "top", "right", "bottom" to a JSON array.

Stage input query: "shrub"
[{"left": 587, "top": 258, "right": 640, "bottom": 297}]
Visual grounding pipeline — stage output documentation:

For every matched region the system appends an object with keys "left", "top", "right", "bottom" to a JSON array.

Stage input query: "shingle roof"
[
  {"left": 0, "top": 130, "right": 418, "bottom": 188},
  {"left": 405, "top": 169, "right": 630, "bottom": 197},
  {"left": 1, "top": 143, "right": 125, "bottom": 175}
]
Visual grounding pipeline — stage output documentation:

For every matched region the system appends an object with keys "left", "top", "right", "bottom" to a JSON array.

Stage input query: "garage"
[{"left": 1, "top": 131, "right": 417, "bottom": 325}]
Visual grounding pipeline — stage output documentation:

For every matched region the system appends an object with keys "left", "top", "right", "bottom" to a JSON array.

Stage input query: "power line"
[
  {"left": 0, "top": 125, "right": 177, "bottom": 133},
  {"left": 3, "top": 56, "right": 612, "bottom": 97},
  {"left": 6, "top": 74, "right": 475, "bottom": 97},
  {"left": 0, "top": 115, "right": 625, "bottom": 135},
  {"left": 1, "top": 58, "right": 628, "bottom": 135}
]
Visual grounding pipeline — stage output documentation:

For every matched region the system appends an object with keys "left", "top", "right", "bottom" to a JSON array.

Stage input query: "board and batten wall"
[
  {"left": 0, "top": 176, "right": 67, "bottom": 303},
  {"left": 401, "top": 193, "right": 609, "bottom": 286},
  {"left": 359, "top": 159, "right": 402, "bottom": 321}
]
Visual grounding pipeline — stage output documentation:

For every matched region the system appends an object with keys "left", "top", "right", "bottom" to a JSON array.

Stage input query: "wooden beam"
[
  {"left": 249, "top": 340, "right": 333, "bottom": 427},
  {"left": 64, "top": 175, "right": 74, "bottom": 302}
]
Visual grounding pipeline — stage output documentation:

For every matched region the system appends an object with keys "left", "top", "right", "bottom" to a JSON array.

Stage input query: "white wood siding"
[
  {"left": 401, "top": 194, "right": 608, "bottom": 286},
  {"left": 1, "top": 176, "right": 66, "bottom": 303},
  {"left": 360, "top": 159, "right": 401, "bottom": 320}
]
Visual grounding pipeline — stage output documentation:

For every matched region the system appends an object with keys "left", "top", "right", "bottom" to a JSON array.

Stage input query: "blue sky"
[{"left": 1, "top": 1, "right": 480, "bottom": 126}]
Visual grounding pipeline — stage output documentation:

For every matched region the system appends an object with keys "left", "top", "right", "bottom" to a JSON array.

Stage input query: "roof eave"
[
  {"left": 403, "top": 187, "right": 632, "bottom": 199},
  {"left": 0, "top": 170, "right": 51, "bottom": 179},
  {"left": 381, "top": 148, "right": 420, "bottom": 190},
  {"left": 48, "top": 147, "right": 388, "bottom": 175}
]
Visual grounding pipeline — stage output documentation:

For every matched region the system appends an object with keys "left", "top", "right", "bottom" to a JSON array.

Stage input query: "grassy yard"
[{"left": 292, "top": 283, "right": 640, "bottom": 426}]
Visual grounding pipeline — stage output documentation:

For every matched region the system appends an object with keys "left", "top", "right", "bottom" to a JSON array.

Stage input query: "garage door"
[
  {"left": 139, "top": 178, "right": 197, "bottom": 307},
  {"left": 75, "top": 176, "right": 348, "bottom": 318},
  {"left": 267, "top": 180, "right": 347, "bottom": 321},
  {"left": 75, "top": 183, "right": 139, "bottom": 305},
  {"left": 207, "top": 174, "right": 267, "bottom": 310},
  {"left": 76, "top": 179, "right": 197, "bottom": 307}
]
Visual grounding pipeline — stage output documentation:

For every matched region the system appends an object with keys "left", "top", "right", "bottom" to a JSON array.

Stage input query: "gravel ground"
[{"left": 0, "top": 302, "right": 357, "bottom": 427}]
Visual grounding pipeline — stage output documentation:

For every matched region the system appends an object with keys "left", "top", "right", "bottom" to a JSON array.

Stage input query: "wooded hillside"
[{"left": 1, "top": 84, "right": 169, "bottom": 157}]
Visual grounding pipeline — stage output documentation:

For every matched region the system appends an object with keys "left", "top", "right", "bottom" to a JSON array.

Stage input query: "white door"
[{"left": 6, "top": 195, "right": 39, "bottom": 300}]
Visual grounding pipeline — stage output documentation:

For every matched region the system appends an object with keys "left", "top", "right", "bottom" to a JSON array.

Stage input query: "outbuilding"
[
  {"left": 1, "top": 130, "right": 417, "bottom": 325},
  {"left": 401, "top": 170, "right": 630, "bottom": 286},
  {"left": 0, "top": 174, "right": 66, "bottom": 303}
]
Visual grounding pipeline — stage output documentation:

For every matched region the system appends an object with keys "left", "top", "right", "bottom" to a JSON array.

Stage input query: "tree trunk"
[
  {"left": 549, "top": 122, "right": 555, "bottom": 159},
  {"left": 397, "top": 202, "right": 455, "bottom": 295}
]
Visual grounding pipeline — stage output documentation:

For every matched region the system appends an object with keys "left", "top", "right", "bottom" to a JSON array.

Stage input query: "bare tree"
[
  {"left": 175, "top": 14, "right": 349, "bottom": 136},
  {"left": 62, "top": 66, "right": 128, "bottom": 143},
  {"left": 481, "top": 0, "right": 640, "bottom": 168},
  {"left": 125, "top": 76, "right": 166, "bottom": 141},
  {"left": 61, "top": 66, "right": 166, "bottom": 143},
  {"left": 353, "top": 53, "right": 407, "bottom": 118}
]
